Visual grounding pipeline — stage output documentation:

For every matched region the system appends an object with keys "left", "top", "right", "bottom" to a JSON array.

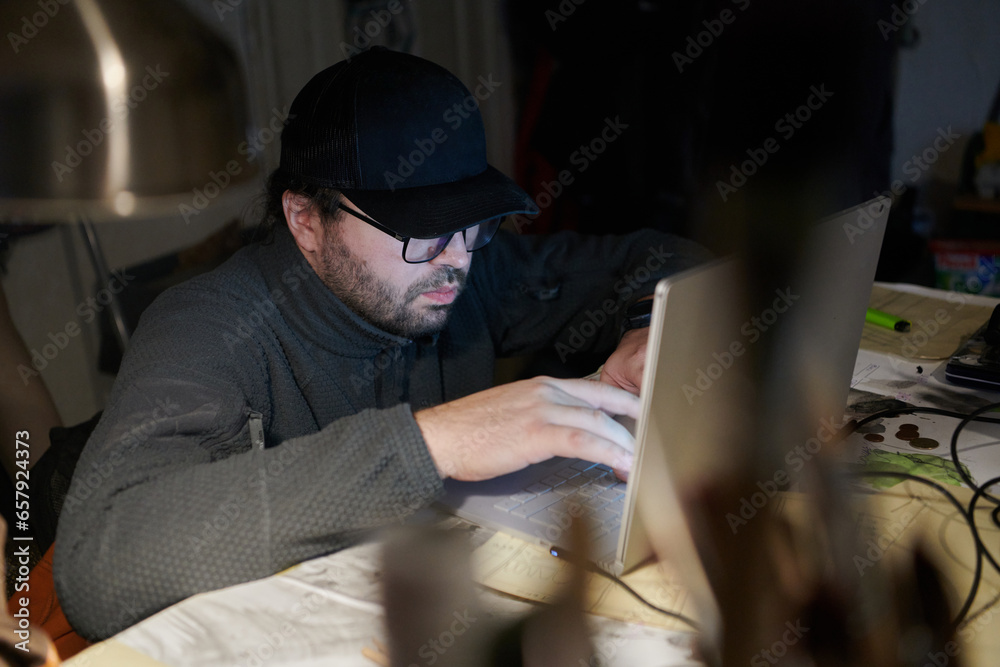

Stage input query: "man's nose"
[{"left": 430, "top": 232, "right": 470, "bottom": 269}]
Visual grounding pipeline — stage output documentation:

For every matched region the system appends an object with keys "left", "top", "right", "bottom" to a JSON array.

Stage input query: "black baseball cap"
[{"left": 279, "top": 47, "right": 538, "bottom": 239}]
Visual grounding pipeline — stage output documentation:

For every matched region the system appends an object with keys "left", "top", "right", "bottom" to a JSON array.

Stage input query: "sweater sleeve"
[
  {"left": 472, "top": 228, "right": 713, "bottom": 359},
  {"left": 53, "top": 299, "right": 443, "bottom": 641}
]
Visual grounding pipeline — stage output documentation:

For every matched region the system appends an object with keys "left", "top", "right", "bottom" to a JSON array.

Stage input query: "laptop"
[{"left": 438, "top": 196, "right": 890, "bottom": 599}]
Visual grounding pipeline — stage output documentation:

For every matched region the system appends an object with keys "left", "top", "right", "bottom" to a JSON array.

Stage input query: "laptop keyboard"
[{"left": 492, "top": 459, "right": 627, "bottom": 542}]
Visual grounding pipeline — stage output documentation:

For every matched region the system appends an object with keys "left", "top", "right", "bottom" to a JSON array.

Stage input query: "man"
[{"left": 54, "top": 48, "right": 709, "bottom": 640}]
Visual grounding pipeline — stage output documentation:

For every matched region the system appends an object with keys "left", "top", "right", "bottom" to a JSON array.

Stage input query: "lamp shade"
[{"left": 0, "top": 0, "right": 257, "bottom": 223}]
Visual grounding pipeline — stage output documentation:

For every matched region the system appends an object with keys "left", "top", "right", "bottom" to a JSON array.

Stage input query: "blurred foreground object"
[{"left": 382, "top": 526, "right": 596, "bottom": 667}]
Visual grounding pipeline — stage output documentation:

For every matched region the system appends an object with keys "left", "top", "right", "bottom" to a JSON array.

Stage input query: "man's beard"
[{"left": 314, "top": 235, "right": 467, "bottom": 339}]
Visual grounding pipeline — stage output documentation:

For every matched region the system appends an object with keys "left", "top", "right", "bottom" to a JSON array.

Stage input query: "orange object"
[
  {"left": 976, "top": 122, "right": 1000, "bottom": 169},
  {"left": 6, "top": 544, "right": 88, "bottom": 662}
]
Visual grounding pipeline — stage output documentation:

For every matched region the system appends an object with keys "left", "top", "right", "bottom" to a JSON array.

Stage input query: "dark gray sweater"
[{"left": 53, "top": 225, "right": 708, "bottom": 640}]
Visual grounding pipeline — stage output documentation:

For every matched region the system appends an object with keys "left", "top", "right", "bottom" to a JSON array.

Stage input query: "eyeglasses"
[{"left": 336, "top": 202, "right": 503, "bottom": 264}]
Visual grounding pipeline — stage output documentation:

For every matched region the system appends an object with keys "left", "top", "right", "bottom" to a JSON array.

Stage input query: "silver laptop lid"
[{"left": 626, "top": 196, "right": 890, "bottom": 645}]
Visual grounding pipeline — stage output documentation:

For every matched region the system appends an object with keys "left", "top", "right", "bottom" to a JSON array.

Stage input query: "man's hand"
[
  {"left": 599, "top": 327, "right": 649, "bottom": 394},
  {"left": 414, "top": 377, "right": 638, "bottom": 482}
]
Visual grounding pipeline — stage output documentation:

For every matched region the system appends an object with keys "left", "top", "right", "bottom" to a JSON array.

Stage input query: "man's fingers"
[
  {"left": 536, "top": 379, "right": 637, "bottom": 473},
  {"left": 544, "top": 403, "right": 635, "bottom": 453},
  {"left": 538, "top": 424, "right": 634, "bottom": 475},
  {"left": 538, "top": 377, "right": 641, "bottom": 420},
  {"left": 599, "top": 370, "right": 640, "bottom": 395}
]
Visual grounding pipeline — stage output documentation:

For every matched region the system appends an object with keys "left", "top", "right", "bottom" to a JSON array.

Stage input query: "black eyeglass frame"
[{"left": 336, "top": 202, "right": 503, "bottom": 264}]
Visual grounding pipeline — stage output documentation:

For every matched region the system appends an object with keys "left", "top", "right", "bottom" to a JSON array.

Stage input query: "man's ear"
[{"left": 283, "top": 191, "right": 325, "bottom": 255}]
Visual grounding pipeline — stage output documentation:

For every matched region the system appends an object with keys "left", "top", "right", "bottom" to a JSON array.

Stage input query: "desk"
[
  {"left": 62, "top": 519, "right": 698, "bottom": 667},
  {"left": 65, "top": 284, "right": 1000, "bottom": 667}
]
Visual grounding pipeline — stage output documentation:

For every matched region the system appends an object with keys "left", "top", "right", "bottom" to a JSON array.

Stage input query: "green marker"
[{"left": 866, "top": 308, "right": 910, "bottom": 332}]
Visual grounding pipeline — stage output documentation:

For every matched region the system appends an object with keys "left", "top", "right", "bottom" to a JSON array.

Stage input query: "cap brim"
[{"left": 339, "top": 165, "right": 539, "bottom": 239}]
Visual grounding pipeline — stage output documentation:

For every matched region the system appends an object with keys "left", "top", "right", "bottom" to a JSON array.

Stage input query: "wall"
[{"left": 890, "top": 0, "right": 1000, "bottom": 231}]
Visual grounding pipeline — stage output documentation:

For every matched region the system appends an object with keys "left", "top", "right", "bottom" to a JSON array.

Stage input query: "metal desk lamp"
[{"left": 0, "top": 0, "right": 257, "bottom": 350}]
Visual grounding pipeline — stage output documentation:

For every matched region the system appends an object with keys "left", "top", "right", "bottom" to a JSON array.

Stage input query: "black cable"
[
  {"left": 852, "top": 405, "right": 1000, "bottom": 431},
  {"left": 952, "top": 475, "right": 1000, "bottom": 623},
  {"left": 857, "top": 471, "right": 986, "bottom": 626},
  {"left": 854, "top": 400, "right": 1000, "bottom": 628},
  {"left": 950, "top": 402, "right": 1000, "bottom": 504},
  {"left": 594, "top": 566, "right": 702, "bottom": 632},
  {"left": 967, "top": 476, "right": 1000, "bottom": 577},
  {"left": 548, "top": 547, "right": 701, "bottom": 632}
]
